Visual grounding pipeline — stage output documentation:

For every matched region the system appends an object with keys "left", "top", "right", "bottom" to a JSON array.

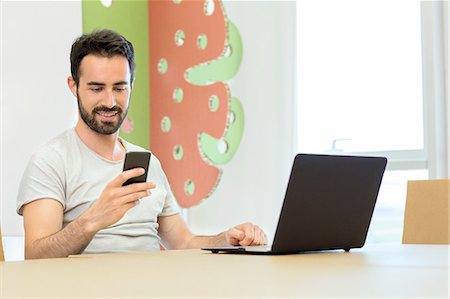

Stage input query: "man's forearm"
[
  {"left": 185, "top": 232, "right": 229, "bottom": 249},
  {"left": 26, "top": 218, "right": 95, "bottom": 259}
]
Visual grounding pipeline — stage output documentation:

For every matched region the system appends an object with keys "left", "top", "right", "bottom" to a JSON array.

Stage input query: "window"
[{"left": 296, "top": 0, "right": 440, "bottom": 243}]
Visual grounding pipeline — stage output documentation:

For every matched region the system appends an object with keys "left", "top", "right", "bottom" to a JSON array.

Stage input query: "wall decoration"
[{"left": 82, "top": 0, "right": 244, "bottom": 208}]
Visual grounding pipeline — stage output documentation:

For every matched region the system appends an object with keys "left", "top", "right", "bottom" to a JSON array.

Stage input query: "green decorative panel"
[{"left": 82, "top": 0, "right": 150, "bottom": 149}]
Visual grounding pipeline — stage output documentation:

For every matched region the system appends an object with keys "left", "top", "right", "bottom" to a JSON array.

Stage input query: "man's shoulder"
[{"left": 33, "top": 129, "right": 75, "bottom": 159}]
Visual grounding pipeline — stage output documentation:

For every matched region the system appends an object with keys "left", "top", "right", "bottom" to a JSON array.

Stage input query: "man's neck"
[{"left": 75, "top": 121, "right": 125, "bottom": 161}]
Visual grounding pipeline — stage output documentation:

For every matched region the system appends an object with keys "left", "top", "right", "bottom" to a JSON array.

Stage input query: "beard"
[{"left": 77, "top": 93, "right": 128, "bottom": 135}]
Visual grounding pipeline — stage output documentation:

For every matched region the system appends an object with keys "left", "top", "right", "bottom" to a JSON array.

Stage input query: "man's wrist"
[
  {"left": 186, "top": 232, "right": 229, "bottom": 249},
  {"left": 73, "top": 214, "right": 98, "bottom": 237},
  {"left": 216, "top": 231, "right": 230, "bottom": 246}
]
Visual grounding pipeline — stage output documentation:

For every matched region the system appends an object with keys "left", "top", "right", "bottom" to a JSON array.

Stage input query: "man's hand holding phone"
[
  {"left": 78, "top": 152, "right": 154, "bottom": 234},
  {"left": 122, "top": 152, "right": 151, "bottom": 186}
]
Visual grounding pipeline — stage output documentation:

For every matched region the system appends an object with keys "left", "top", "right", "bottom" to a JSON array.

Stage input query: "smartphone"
[{"left": 122, "top": 151, "right": 152, "bottom": 186}]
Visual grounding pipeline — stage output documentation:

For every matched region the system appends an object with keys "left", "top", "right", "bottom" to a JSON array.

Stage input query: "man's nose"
[{"left": 104, "top": 89, "right": 116, "bottom": 108}]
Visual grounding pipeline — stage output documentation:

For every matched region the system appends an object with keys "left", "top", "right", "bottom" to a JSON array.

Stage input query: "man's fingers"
[
  {"left": 235, "top": 223, "right": 267, "bottom": 246},
  {"left": 250, "top": 226, "right": 266, "bottom": 246},
  {"left": 261, "top": 230, "right": 268, "bottom": 245},
  {"left": 119, "top": 181, "right": 156, "bottom": 197},
  {"left": 229, "top": 227, "right": 245, "bottom": 239},
  {"left": 111, "top": 168, "right": 146, "bottom": 186},
  {"left": 238, "top": 223, "right": 255, "bottom": 246},
  {"left": 227, "top": 228, "right": 245, "bottom": 245},
  {"left": 120, "top": 190, "right": 150, "bottom": 205},
  {"left": 107, "top": 169, "right": 156, "bottom": 198},
  {"left": 250, "top": 226, "right": 261, "bottom": 246},
  {"left": 226, "top": 223, "right": 267, "bottom": 246},
  {"left": 118, "top": 199, "right": 142, "bottom": 216}
]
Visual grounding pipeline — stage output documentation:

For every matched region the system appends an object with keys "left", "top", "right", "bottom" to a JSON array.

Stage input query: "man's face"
[{"left": 73, "top": 54, "right": 132, "bottom": 135}]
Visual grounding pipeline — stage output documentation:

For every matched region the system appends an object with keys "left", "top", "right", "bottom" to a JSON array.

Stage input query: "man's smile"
[{"left": 96, "top": 110, "right": 119, "bottom": 122}]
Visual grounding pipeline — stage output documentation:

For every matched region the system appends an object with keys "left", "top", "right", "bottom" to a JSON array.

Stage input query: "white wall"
[
  {"left": 187, "top": 1, "right": 297, "bottom": 241},
  {"left": 0, "top": 1, "right": 296, "bottom": 257},
  {"left": 1, "top": 1, "right": 82, "bottom": 238},
  {"left": 445, "top": 1, "right": 449, "bottom": 175}
]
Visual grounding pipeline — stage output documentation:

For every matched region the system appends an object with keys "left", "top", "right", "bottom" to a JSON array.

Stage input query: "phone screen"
[{"left": 122, "top": 151, "right": 152, "bottom": 186}]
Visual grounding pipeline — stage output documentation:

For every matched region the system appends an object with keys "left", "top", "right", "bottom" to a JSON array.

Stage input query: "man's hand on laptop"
[{"left": 225, "top": 222, "right": 268, "bottom": 246}]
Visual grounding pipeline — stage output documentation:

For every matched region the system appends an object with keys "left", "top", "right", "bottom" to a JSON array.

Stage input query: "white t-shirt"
[{"left": 17, "top": 129, "right": 180, "bottom": 254}]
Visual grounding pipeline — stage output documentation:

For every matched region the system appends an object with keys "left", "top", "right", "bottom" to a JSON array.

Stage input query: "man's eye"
[
  {"left": 115, "top": 87, "right": 127, "bottom": 92},
  {"left": 90, "top": 87, "right": 102, "bottom": 92}
]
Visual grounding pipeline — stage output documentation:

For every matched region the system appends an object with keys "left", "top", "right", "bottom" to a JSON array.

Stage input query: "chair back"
[
  {"left": 0, "top": 227, "right": 4, "bottom": 261},
  {"left": 402, "top": 179, "right": 450, "bottom": 244}
]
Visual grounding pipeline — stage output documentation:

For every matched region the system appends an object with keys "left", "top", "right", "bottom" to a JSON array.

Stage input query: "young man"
[{"left": 17, "top": 29, "right": 267, "bottom": 259}]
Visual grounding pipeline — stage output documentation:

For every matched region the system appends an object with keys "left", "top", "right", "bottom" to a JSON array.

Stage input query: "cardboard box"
[{"left": 402, "top": 179, "right": 450, "bottom": 244}]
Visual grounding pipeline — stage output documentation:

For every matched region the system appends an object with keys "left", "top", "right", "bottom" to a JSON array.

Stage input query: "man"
[{"left": 17, "top": 29, "right": 267, "bottom": 259}]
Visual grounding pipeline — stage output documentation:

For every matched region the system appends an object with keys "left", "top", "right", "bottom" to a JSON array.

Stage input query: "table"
[{"left": 1, "top": 244, "right": 448, "bottom": 298}]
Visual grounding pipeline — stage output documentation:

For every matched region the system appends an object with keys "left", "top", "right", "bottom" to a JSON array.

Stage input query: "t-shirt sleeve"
[
  {"left": 16, "top": 146, "right": 66, "bottom": 215},
  {"left": 153, "top": 155, "right": 180, "bottom": 217}
]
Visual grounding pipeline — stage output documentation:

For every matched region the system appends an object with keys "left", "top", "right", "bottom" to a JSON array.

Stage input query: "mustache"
[{"left": 92, "top": 106, "right": 123, "bottom": 114}]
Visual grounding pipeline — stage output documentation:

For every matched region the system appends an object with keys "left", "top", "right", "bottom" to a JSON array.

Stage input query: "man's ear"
[{"left": 67, "top": 76, "right": 77, "bottom": 98}]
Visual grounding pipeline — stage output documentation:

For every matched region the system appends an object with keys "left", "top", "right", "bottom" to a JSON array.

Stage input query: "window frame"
[{"left": 295, "top": 1, "right": 448, "bottom": 177}]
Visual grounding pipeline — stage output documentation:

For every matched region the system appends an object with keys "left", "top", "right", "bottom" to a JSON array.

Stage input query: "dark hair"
[{"left": 70, "top": 29, "right": 135, "bottom": 86}]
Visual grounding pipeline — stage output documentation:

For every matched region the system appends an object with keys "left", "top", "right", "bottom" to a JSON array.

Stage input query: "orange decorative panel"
[{"left": 149, "top": 0, "right": 230, "bottom": 208}]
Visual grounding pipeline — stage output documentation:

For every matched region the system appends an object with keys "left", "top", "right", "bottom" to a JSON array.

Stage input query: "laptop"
[{"left": 202, "top": 153, "right": 387, "bottom": 255}]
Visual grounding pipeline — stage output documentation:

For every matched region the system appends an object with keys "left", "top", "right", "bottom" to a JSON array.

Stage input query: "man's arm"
[
  {"left": 22, "top": 199, "right": 94, "bottom": 259},
  {"left": 158, "top": 214, "right": 267, "bottom": 249},
  {"left": 22, "top": 168, "right": 155, "bottom": 259}
]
